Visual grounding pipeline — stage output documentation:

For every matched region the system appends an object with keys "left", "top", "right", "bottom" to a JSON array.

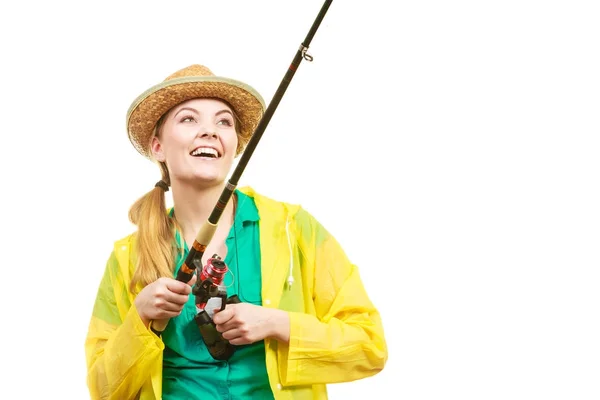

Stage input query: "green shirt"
[{"left": 161, "top": 190, "right": 274, "bottom": 400}]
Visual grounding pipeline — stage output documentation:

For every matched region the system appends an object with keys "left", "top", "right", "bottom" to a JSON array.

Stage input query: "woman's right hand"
[{"left": 134, "top": 275, "right": 197, "bottom": 328}]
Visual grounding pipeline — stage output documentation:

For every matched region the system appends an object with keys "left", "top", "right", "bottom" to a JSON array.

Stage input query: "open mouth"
[{"left": 190, "top": 147, "right": 221, "bottom": 159}]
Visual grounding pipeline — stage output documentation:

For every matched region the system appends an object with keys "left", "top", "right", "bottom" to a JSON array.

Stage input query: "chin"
[
  {"left": 171, "top": 166, "right": 229, "bottom": 188},
  {"left": 187, "top": 174, "right": 226, "bottom": 188}
]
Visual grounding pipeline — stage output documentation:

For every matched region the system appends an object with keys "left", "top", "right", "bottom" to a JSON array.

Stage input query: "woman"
[{"left": 85, "top": 64, "right": 387, "bottom": 399}]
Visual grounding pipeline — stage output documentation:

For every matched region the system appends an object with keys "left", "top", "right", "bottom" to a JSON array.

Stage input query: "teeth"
[{"left": 191, "top": 147, "right": 219, "bottom": 157}]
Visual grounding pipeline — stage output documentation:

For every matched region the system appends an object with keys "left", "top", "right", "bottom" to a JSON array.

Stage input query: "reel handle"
[{"left": 195, "top": 294, "right": 242, "bottom": 360}]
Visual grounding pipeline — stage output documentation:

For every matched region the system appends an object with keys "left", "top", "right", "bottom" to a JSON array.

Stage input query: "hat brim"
[{"left": 126, "top": 76, "right": 266, "bottom": 158}]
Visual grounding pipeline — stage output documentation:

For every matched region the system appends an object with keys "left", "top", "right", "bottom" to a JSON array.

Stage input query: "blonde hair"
[
  {"left": 128, "top": 114, "right": 181, "bottom": 293},
  {"left": 128, "top": 99, "right": 242, "bottom": 294}
]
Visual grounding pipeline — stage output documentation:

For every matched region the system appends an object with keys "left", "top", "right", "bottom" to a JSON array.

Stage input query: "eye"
[
  {"left": 217, "top": 118, "right": 234, "bottom": 127},
  {"left": 180, "top": 115, "right": 196, "bottom": 123}
]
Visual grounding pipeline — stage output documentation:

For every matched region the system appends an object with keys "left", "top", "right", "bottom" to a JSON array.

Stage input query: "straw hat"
[{"left": 126, "top": 64, "right": 266, "bottom": 158}]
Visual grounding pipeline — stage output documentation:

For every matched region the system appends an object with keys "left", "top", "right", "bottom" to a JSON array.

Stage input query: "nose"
[{"left": 197, "top": 130, "right": 218, "bottom": 139}]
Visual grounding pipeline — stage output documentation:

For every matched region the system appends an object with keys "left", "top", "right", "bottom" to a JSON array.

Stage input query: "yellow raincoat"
[{"left": 85, "top": 187, "right": 387, "bottom": 399}]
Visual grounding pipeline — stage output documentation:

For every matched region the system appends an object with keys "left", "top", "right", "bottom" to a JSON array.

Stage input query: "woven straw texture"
[{"left": 126, "top": 65, "right": 266, "bottom": 158}]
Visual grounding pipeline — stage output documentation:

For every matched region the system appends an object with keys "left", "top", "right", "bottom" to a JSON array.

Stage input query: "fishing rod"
[
  {"left": 151, "top": 0, "right": 334, "bottom": 339},
  {"left": 176, "top": 0, "right": 333, "bottom": 284}
]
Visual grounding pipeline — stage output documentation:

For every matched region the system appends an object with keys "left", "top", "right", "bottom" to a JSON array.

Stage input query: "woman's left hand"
[{"left": 212, "top": 303, "right": 290, "bottom": 345}]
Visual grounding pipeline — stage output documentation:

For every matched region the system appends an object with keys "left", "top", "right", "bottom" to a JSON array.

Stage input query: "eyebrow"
[
  {"left": 173, "top": 107, "right": 234, "bottom": 118},
  {"left": 215, "top": 110, "right": 234, "bottom": 117}
]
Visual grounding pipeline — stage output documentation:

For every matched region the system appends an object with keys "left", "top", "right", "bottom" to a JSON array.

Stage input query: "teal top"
[{"left": 161, "top": 190, "right": 275, "bottom": 400}]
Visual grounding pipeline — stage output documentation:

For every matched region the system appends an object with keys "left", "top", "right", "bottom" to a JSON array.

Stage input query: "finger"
[
  {"left": 228, "top": 332, "right": 255, "bottom": 346},
  {"left": 162, "top": 291, "right": 190, "bottom": 306},
  {"left": 155, "top": 299, "right": 185, "bottom": 313},
  {"left": 165, "top": 279, "right": 192, "bottom": 295},
  {"left": 154, "top": 309, "right": 182, "bottom": 320},
  {"left": 216, "top": 320, "right": 250, "bottom": 339},
  {"left": 221, "top": 328, "right": 243, "bottom": 341},
  {"left": 215, "top": 320, "right": 230, "bottom": 333},
  {"left": 187, "top": 273, "right": 197, "bottom": 287},
  {"left": 212, "top": 306, "right": 234, "bottom": 325},
  {"left": 229, "top": 337, "right": 251, "bottom": 346},
  {"left": 215, "top": 315, "right": 242, "bottom": 333}
]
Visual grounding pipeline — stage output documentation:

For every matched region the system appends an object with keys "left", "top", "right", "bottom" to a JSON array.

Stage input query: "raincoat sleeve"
[
  {"left": 85, "top": 250, "right": 164, "bottom": 400},
  {"left": 278, "top": 208, "right": 388, "bottom": 386}
]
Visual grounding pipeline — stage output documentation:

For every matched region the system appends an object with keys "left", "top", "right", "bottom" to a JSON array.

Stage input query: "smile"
[{"left": 190, "top": 147, "right": 221, "bottom": 158}]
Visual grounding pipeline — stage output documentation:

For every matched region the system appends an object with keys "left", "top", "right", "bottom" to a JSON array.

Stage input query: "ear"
[{"left": 151, "top": 136, "right": 166, "bottom": 162}]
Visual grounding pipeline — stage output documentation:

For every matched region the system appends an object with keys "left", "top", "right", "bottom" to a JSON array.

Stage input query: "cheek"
[
  {"left": 162, "top": 146, "right": 188, "bottom": 168},
  {"left": 219, "top": 132, "right": 237, "bottom": 156},
  {"left": 162, "top": 134, "right": 190, "bottom": 156},
  {"left": 229, "top": 133, "right": 240, "bottom": 151}
]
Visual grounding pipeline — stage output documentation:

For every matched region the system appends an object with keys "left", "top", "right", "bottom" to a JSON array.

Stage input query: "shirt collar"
[
  {"left": 233, "top": 189, "right": 259, "bottom": 225},
  {"left": 170, "top": 189, "right": 259, "bottom": 248}
]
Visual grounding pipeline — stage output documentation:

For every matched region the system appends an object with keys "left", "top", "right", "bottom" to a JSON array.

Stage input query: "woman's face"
[{"left": 151, "top": 98, "right": 239, "bottom": 188}]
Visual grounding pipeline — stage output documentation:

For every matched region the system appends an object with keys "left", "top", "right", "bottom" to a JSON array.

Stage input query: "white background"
[{"left": 1, "top": 0, "right": 599, "bottom": 399}]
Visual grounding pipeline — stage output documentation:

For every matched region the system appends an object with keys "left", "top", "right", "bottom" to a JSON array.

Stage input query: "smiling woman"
[
  {"left": 84, "top": 63, "right": 388, "bottom": 400},
  {"left": 151, "top": 99, "right": 240, "bottom": 190}
]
